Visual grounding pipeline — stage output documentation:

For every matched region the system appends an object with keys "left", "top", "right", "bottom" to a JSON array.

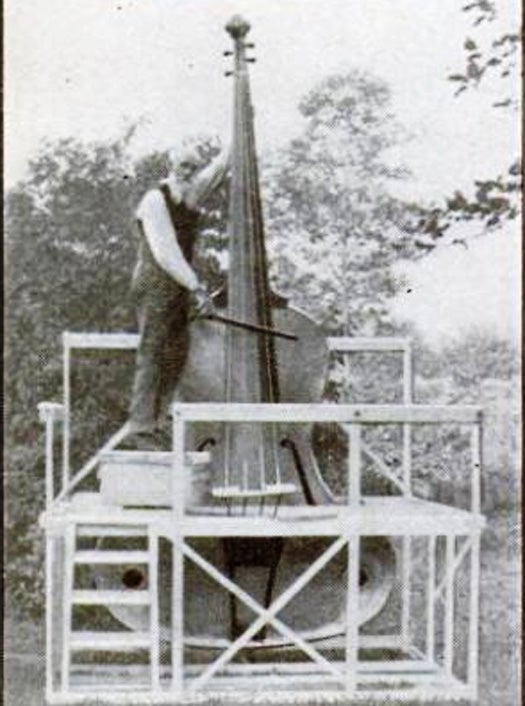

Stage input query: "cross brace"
[
  {"left": 434, "top": 536, "right": 473, "bottom": 604},
  {"left": 170, "top": 535, "right": 349, "bottom": 690}
]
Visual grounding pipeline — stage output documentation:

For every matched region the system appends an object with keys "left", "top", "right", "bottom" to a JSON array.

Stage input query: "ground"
[{"left": 4, "top": 510, "right": 520, "bottom": 706}]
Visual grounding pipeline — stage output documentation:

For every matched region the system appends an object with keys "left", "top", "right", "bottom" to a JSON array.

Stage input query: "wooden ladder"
[{"left": 61, "top": 519, "right": 160, "bottom": 693}]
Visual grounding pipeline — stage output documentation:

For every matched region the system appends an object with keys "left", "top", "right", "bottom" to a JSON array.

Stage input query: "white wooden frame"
[
  {"left": 163, "top": 400, "right": 483, "bottom": 699},
  {"left": 38, "top": 333, "right": 484, "bottom": 703},
  {"left": 42, "top": 507, "right": 483, "bottom": 703},
  {"left": 327, "top": 337, "right": 414, "bottom": 649},
  {"left": 43, "top": 333, "right": 415, "bottom": 506}
]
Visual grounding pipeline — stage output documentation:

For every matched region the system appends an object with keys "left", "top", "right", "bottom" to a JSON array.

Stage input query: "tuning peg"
[
  {"left": 223, "top": 50, "right": 233, "bottom": 57},
  {"left": 246, "top": 58, "right": 256, "bottom": 63},
  {"left": 245, "top": 43, "right": 255, "bottom": 48},
  {"left": 224, "top": 71, "right": 233, "bottom": 77}
]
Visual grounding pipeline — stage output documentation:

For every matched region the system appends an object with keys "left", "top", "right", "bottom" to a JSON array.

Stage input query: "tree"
[
  {"left": 438, "top": 0, "right": 521, "bottom": 231},
  {"left": 5, "top": 133, "right": 227, "bottom": 618},
  {"left": 262, "top": 70, "right": 433, "bottom": 334},
  {"left": 448, "top": 0, "right": 520, "bottom": 107}
]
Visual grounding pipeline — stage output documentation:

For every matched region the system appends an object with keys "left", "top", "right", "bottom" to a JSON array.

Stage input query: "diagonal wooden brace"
[
  {"left": 176, "top": 536, "right": 348, "bottom": 690},
  {"left": 434, "top": 536, "right": 473, "bottom": 605}
]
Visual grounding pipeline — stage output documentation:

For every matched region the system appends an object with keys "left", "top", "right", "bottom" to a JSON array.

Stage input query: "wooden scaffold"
[
  {"left": 38, "top": 14, "right": 485, "bottom": 704},
  {"left": 39, "top": 333, "right": 485, "bottom": 703}
]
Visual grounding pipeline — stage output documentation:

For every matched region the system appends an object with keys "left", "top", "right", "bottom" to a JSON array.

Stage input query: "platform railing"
[
  {"left": 37, "top": 402, "right": 65, "bottom": 509},
  {"left": 169, "top": 401, "right": 483, "bottom": 698},
  {"left": 170, "top": 402, "right": 483, "bottom": 517},
  {"left": 327, "top": 336, "right": 414, "bottom": 497},
  {"left": 39, "top": 333, "right": 415, "bottom": 508}
]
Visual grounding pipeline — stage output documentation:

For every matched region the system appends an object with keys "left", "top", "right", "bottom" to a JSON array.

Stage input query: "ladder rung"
[
  {"left": 68, "top": 679, "right": 152, "bottom": 692},
  {"left": 76, "top": 525, "right": 147, "bottom": 538},
  {"left": 72, "top": 589, "right": 151, "bottom": 606},
  {"left": 74, "top": 550, "right": 150, "bottom": 564},
  {"left": 70, "top": 631, "right": 151, "bottom": 651}
]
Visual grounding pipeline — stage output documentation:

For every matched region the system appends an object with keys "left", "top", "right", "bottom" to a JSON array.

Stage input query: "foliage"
[
  {"left": 448, "top": 1, "right": 520, "bottom": 108},
  {"left": 439, "top": 0, "right": 522, "bottom": 231},
  {"left": 412, "top": 326, "right": 519, "bottom": 393},
  {"left": 5, "top": 62, "right": 519, "bottom": 619},
  {"left": 315, "top": 327, "right": 519, "bottom": 511},
  {"left": 5, "top": 133, "right": 227, "bottom": 619},
  {"left": 262, "top": 70, "right": 434, "bottom": 334}
]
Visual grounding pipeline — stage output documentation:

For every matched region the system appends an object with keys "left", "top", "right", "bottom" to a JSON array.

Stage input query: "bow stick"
[{"left": 204, "top": 312, "right": 298, "bottom": 341}]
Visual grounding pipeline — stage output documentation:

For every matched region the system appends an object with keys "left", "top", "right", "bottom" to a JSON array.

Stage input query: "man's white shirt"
[{"left": 135, "top": 149, "right": 229, "bottom": 292}]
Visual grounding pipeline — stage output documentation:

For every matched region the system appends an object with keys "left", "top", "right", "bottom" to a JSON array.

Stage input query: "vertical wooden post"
[
  {"left": 345, "top": 535, "right": 359, "bottom": 695},
  {"left": 45, "top": 416, "right": 54, "bottom": 508},
  {"left": 149, "top": 528, "right": 160, "bottom": 691},
  {"left": 348, "top": 423, "right": 361, "bottom": 506},
  {"left": 467, "top": 533, "right": 481, "bottom": 696},
  {"left": 62, "top": 334, "right": 71, "bottom": 491},
  {"left": 471, "top": 422, "right": 482, "bottom": 514},
  {"left": 61, "top": 522, "right": 75, "bottom": 692},
  {"left": 171, "top": 541, "right": 184, "bottom": 694},
  {"left": 347, "top": 422, "right": 360, "bottom": 693},
  {"left": 402, "top": 344, "right": 413, "bottom": 496},
  {"left": 426, "top": 534, "right": 436, "bottom": 662},
  {"left": 172, "top": 408, "right": 185, "bottom": 523},
  {"left": 443, "top": 534, "right": 455, "bottom": 675},
  {"left": 400, "top": 536, "right": 412, "bottom": 649},
  {"left": 45, "top": 535, "right": 54, "bottom": 699},
  {"left": 171, "top": 409, "right": 185, "bottom": 694},
  {"left": 399, "top": 343, "right": 413, "bottom": 649}
]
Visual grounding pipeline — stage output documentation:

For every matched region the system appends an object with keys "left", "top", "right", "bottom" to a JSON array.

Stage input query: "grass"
[{"left": 4, "top": 509, "right": 520, "bottom": 706}]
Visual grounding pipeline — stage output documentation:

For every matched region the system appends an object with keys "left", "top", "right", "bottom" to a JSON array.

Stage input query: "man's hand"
[
  {"left": 189, "top": 284, "right": 215, "bottom": 318},
  {"left": 183, "top": 146, "right": 231, "bottom": 210}
]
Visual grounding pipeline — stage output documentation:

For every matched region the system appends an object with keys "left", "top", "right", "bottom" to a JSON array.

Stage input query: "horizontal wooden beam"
[
  {"left": 62, "top": 332, "right": 411, "bottom": 354},
  {"left": 100, "top": 450, "right": 210, "bottom": 466},
  {"left": 46, "top": 685, "right": 475, "bottom": 704},
  {"left": 63, "top": 332, "right": 139, "bottom": 350},
  {"left": 70, "top": 631, "right": 151, "bottom": 651},
  {"left": 172, "top": 402, "right": 482, "bottom": 425},
  {"left": 74, "top": 550, "right": 150, "bottom": 564},
  {"left": 327, "top": 337, "right": 410, "bottom": 352},
  {"left": 72, "top": 589, "right": 151, "bottom": 606},
  {"left": 40, "top": 500, "right": 486, "bottom": 537},
  {"left": 38, "top": 401, "right": 64, "bottom": 422}
]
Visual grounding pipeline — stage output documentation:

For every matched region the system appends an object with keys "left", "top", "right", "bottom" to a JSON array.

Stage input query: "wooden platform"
[
  {"left": 47, "top": 662, "right": 476, "bottom": 704},
  {"left": 40, "top": 334, "right": 484, "bottom": 703},
  {"left": 42, "top": 495, "right": 485, "bottom": 537}
]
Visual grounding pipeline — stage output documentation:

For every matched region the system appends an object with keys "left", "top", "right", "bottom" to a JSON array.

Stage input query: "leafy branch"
[{"left": 448, "top": 1, "right": 520, "bottom": 108}]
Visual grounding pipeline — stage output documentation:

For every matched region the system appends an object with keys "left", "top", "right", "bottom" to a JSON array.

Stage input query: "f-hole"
[
  {"left": 359, "top": 568, "right": 369, "bottom": 588},
  {"left": 197, "top": 437, "right": 217, "bottom": 451}
]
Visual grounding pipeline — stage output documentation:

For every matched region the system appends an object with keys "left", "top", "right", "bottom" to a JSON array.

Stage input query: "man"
[{"left": 123, "top": 144, "right": 229, "bottom": 449}]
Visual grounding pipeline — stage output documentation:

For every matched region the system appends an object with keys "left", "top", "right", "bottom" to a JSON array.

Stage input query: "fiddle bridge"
[
  {"left": 211, "top": 422, "right": 298, "bottom": 512},
  {"left": 211, "top": 482, "right": 297, "bottom": 506}
]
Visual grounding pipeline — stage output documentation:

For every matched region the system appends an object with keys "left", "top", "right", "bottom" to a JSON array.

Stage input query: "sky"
[{"left": 5, "top": 0, "right": 521, "bottom": 347}]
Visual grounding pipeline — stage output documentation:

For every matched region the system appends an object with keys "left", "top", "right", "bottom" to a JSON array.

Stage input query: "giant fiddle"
[{"left": 98, "top": 15, "right": 396, "bottom": 650}]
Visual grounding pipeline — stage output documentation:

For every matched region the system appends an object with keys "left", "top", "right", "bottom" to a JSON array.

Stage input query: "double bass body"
[
  {"left": 97, "top": 14, "right": 396, "bottom": 651},
  {"left": 174, "top": 15, "right": 396, "bottom": 646}
]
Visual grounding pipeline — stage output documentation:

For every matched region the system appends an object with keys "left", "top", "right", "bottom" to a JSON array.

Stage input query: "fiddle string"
[
  {"left": 239, "top": 53, "right": 263, "bottom": 496},
  {"left": 223, "top": 35, "right": 242, "bottom": 491},
  {"left": 244, "top": 65, "right": 272, "bottom": 494},
  {"left": 224, "top": 33, "right": 258, "bottom": 495},
  {"left": 244, "top": 70, "right": 283, "bottom": 491},
  {"left": 222, "top": 27, "right": 285, "bottom": 504}
]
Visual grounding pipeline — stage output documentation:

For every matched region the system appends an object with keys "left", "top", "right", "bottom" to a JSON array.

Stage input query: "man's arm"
[
  {"left": 137, "top": 190, "right": 199, "bottom": 291},
  {"left": 183, "top": 148, "right": 230, "bottom": 210}
]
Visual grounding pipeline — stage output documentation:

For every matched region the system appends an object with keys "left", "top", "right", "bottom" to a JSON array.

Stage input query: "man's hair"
[{"left": 168, "top": 144, "right": 202, "bottom": 182}]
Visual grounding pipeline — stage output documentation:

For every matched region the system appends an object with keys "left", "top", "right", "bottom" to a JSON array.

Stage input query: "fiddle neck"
[{"left": 225, "top": 16, "right": 278, "bottom": 404}]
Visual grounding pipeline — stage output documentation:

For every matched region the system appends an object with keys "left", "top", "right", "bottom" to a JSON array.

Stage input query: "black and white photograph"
[{"left": 4, "top": 1, "right": 521, "bottom": 704}]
